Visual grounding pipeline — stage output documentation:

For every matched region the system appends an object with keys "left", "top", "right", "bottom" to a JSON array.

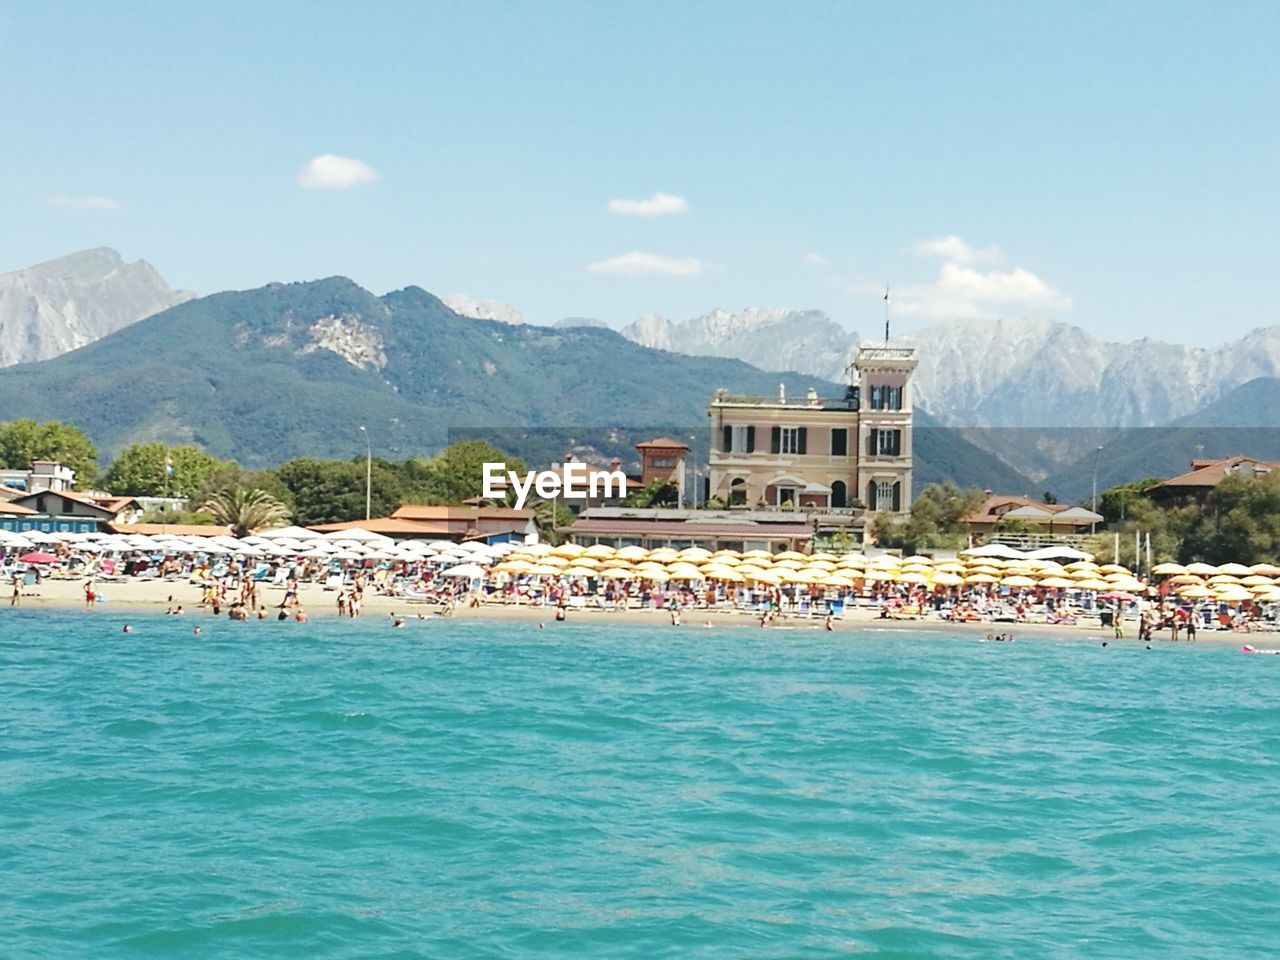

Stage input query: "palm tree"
[{"left": 200, "top": 486, "right": 291, "bottom": 538}]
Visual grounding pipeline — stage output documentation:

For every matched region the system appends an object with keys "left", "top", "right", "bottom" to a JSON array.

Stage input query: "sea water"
[{"left": 2, "top": 611, "right": 1279, "bottom": 959}]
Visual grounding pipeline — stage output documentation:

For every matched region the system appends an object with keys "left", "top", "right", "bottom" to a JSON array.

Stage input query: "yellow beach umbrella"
[
  {"left": 901, "top": 555, "right": 933, "bottom": 566},
  {"left": 1038, "top": 576, "right": 1074, "bottom": 589},
  {"left": 1207, "top": 574, "right": 1240, "bottom": 585},
  {"left": 1176, "top": 585, "right": 1212, "bottom": 598},
  {"left": 744, "top": 570, "right": 781, "bottom": 584},
  {"left": 771, "top": 558, "right": 805, "bottom": 569},
  {"left": 1241, "top": 575, "right": 1274, "bottom": 586},
  {"left": 775, "top": 550, "right": 807, "bottom": 561},
  {"left": 583, "top": 544, "right": 617, "bottom": 558},
  {"left": 1249, "top": 563, "right": 1280, "bottom": 576},
  {"left": 561, "top": 566, "right": 598, "bottom": 578},
  {"left": 526, "top": 564, "right": 563, "bottom": 576},
  {"left": 1248, "top": 582, "right": 1276, "bottom": 594},
  {"left": 932, "top": 572, "right": 964, "bottom": 586},
  {"left": 896, "top": 571, "right": 931, "bottom": 585},
  {"left": 934, "top": 561, "right": 965, "bottom": 573},
  {"left": 1185, "top": 562, "right": 1218, "bottom": 576},
  {"left": 964, "top": 573, "right": 999, "bottom": 584},
  {"left": 1218, "top": 562, "right": 1252, "bottom": 576},
  {"left": 1001, "top": 575, "right": 1037, "bottom": 588},
  {"left": 1074, "top": 578, "right": 1111, "bottom": 591},
  {"left": 551, "top": 542, "right": 585, "bottom": 558},
  {"left": 1064, "top": 561, "right": 1098, "bottom": 572},
  {"left": 809, "top": 552, "right": 839, "bottom": 563},
  {"left": 819, "top": 574, "right": 857, "bottom": 588},
  {"left": 617, "top": 545, "right": 649, "bottom": 560},
  {"left": 600, "top": 557, "right": 634, "bottom": 569},
  {"left": 1152, "top": 562, "right": 1187, "bottom": 576},
  {"left": 705, "top": 567, "right": 744, "bottom": 583},
  {"left": 540, "top": 555, "right": 570, "bottom": 567},
  {"left": 522, "top": 542, "right": 554, "bottom": 556},
  {"left": 598, "top": 567, "right": 632, "bottom": 579},
  {"left": 494, "top": 559, "right": 535, "bottom": 573},
  {"left": 1167, "top": 574, "right": 1204, "bottom": 586}
]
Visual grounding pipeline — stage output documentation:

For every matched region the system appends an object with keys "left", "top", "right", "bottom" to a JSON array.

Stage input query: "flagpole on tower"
[{"left": 884, "top": 284, "right": 890, "bottom": 343}]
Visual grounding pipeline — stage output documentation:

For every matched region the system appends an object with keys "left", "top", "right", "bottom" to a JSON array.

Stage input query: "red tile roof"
[
  {"left": 635, "top": 437, "right": 691, "bottom": 451},
  {"left": 1156, "top": 456, "right": 1280, "bottom": 490},
  {"left": 390, "top": 504, "right": 533, "bottom": 521},
  {"left": 110, "top": 523, "right": 235, "bottom": 536},
  {"left": 962, "top": 494, "right": 1067, "bottom": 525}
]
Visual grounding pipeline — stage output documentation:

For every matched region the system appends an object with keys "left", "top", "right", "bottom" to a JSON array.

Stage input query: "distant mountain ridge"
[
  {"left": 0, "top": 276, "right": 1030, "bottom": 494},
  {"left": 0, "top": 248, "right": 193, "bottom": 366},
  {"left": 621, "top": 307, "right": 861, "bottom": 383},
  {"left": 617, "top": 306, "right": 1280, "bottom": 430}
]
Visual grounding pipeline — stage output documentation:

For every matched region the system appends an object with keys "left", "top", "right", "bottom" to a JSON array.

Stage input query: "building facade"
[{"left": 707, "top": 346, "right": 916, "bottom": 514}]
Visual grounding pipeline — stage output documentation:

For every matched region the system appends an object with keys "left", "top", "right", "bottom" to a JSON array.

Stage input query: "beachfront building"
[
  {"left": 0, "top": 489, "right": 141, "bottom": 534},
  {"left": 706, "top": 346, "right": 916, "bottom": 514},
  {"left": 1148, "top": 455, "right": 1280, "bottom": 505},
  {"left": 0, "top": 460, "right": 77, "bottom": 495},
  {"left": 310, "top": 503, "right": 537, "bottom": 544},
  {"left": 566, "top": 506, "right": 815, "bottom": 553}
]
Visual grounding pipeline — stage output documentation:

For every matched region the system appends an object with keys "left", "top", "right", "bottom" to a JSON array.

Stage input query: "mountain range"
[
  {"left": 0, "top": 248, "right": 193, "bottom": 367},
  {"left": 0, "top": 275, "right": 1029, "bottom": 493},
  {"left": 4, "top": 247, "right": 1276, "bottom": 500}
]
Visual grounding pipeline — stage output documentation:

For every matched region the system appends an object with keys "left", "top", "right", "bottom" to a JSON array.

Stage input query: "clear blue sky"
[{"left": 3, "top": 0, "right": 1278, "bottom": 344}]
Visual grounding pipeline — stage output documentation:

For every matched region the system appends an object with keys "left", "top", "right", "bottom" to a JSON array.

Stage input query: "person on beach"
[
  {"left": 1186, "top": 614, "right": 1197, "bottom": 641},
  {"left": 555, "top": 603, "right": 567, "bottom": 622},
  {"left": 10, "top": 576, "right": 20, "bottom": 608},
  {"left": 83, "top": 580, "right": 96, "bottom": 611}
]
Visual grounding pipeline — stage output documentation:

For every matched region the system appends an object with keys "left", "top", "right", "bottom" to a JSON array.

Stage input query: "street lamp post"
[
  {"left": 1091, "top": 444, "right": 1103, "bottom": 534},
  {"left": 359, "top": 425, "right": 372, "bottom": 521}
]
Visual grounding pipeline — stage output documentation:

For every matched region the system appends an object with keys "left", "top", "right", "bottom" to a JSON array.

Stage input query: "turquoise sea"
[{"left": 2, "top": 611, "right": 1279, "bottom": 959}]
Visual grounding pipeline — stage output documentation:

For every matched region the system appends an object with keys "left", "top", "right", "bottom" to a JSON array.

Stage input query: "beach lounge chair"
[{"left": 322, "top": 572, "right": 343, "bottom": 591}]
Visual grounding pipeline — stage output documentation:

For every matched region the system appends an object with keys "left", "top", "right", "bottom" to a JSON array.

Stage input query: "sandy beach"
[{"left": 5, "top": 574, "right": 1261, "bottom": 646}]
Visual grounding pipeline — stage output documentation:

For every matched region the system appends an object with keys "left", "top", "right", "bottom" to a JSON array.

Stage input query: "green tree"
[
  {"left": 272, "top": 457, "right": 405, "bottom": 526},
  {"left": 1178, "top": 473, "right": 1280, "bottom": 565},
  {"left": 416, "top": 440, "right": 527, "bottom": 504},
  {"left": 1097, "top": 477, "right": 1164, "bottom": 523},
  {"left": 102, "top": 443, "right": 226, "bottom": 497},
  {"left": 622, "top": 477, "right": 678, "bottom": 508},
  {"left": 872, "top": 482, "right": 987, "bottom": 554},
  {"left": 531, "top": 498, "right": 575, "bottom": 546},
  {"left": 200, "top": 486, "right": 292, "bottom": 537},
  {"left": 0, "top": 419, "right": 99, "bottom": 486}
]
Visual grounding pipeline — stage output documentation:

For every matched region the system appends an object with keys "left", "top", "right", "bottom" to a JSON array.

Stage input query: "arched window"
[
  {"left": 729, "top": 477, "right": 746, "bottom": 506},
  {"left": 831, "top": 480, "right": 847, "bottom": 508}
]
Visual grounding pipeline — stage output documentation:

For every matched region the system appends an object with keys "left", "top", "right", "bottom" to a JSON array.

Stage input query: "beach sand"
[{"left": 3, "top": 574, "right": 1257, "bottom": 645}]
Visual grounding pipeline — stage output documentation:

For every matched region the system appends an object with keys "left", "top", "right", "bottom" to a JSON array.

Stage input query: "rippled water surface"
[{"left": 3, "top": 611, "right": 1280, "bottom": 958}]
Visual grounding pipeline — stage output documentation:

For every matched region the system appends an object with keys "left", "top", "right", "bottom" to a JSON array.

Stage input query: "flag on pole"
[{"left": 884, "top": 285, "right": 890, "bottom": 343}]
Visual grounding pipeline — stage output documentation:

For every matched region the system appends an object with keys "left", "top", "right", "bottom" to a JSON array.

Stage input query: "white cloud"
[
  {"left": 913, "top": 234, "right": 1000, "bottom": 265},
  {"left": 894, "top": 261, "right": 1071, "bottom": 319},
  {"left": 804, "top": 252, "right": 827, "bottom": 266},
  {"left": 607, "top": 192, "right": 688, "bottom": 216},
  {"left": 297, "top": 154, "right": 377, "bottom": 189},
  {"left": 587, "top": 251, "right": 704, "bottom": 277},
  {"left": 49, "top": 195, "right": 119, "bottom": 211}
]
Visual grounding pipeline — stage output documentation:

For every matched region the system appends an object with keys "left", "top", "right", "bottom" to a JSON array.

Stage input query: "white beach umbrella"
[
  {"left": 961, "top": 543, "right": 1029, "bottom": 560},
  {"left": 321, "top": 527, "right": 392, "bottom": 544},
  {"left": 258, "top": 525, "right": 323, "bottom": 540},
  {"left": 441, "top": 562, "right": 487, "bottom": 578}
]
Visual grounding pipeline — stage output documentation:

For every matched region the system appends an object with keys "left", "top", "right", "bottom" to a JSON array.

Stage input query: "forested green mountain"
[
  {"left": 1039, "top": 378, "right": 1280, "bottom": 501},
  {"left": 0, "top": 277, "right": 1030, "bottom": 491}
]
